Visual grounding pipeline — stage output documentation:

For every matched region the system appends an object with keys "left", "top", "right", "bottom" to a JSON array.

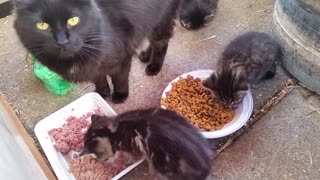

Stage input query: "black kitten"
[
  {"left": 82, "top": 108, "right": 213, "bottom": 180},
  {"left": 13, "top": 0, "right": 181, "bottom": 103},
  {"left": 203, "top": 32, "right": 281, "bottom": 107},
  {"left": 179, "top": 0, "right": 219, "bottom": 30}
]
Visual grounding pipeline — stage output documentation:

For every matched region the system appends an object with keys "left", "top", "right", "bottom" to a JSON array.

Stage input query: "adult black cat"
[{"left": 13, "top": 0, "right": 180, "bottom": 103}]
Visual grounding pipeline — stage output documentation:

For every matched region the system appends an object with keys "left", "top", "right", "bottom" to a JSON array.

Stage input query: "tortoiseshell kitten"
[
  {"left": 81, "top": 108, "right": 213, "bottom": 180},
  {"left": 203, "top": 32, "right": 282, "bottom": 107},
  {"left": 179, "top": 0, "right": 219, "bottom": 30},
  {"left": 13, "top": 0, "right": 181, "bottom": 103}
]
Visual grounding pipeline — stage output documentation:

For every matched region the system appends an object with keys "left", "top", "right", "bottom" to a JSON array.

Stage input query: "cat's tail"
[
  {"left": 276, "top": 46, "right": 283, "bottom": 63},
  {"left": 263, "top": 43, "right": 283, "bottom": 80}
]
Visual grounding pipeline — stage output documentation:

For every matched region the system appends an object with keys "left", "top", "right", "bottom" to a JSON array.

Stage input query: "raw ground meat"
[
  {"left": 68, "top": 152, "right": 131, "bottom": 180},
  {"left": 48, "top": 108, "right": 103, "bottom": 154}
]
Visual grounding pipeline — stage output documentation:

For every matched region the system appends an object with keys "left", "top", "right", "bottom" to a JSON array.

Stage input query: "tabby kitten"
[
  {"left": 81, "top": 108, "right": 213, "bottom": 180},
  {"left": 203, "top": 32, "right": 281, "bottom": 107},
  {"left": 13, "top": 0, "right": 180, "bottom": 103},
  {"left": 179, "top": 0, "right": 219, "bottom": 30}
]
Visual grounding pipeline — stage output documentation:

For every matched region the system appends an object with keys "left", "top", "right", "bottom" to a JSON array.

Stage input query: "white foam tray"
[
  {"left": 161, "top": 70, "right": 254, "bottom": 139},
  {"left": 35, "top": 92, "right": 144, "bottom": 180}
]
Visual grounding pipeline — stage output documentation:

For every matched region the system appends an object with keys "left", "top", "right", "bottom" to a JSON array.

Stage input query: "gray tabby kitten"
[{"left": 203, "top": 31, "right": 281, "bottom": 107}]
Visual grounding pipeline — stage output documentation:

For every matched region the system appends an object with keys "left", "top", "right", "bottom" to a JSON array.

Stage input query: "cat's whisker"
[
  {"left": 29, "top": 49, "right": 46, "bottom": 59},
  {"left": 25, "top": 45, "right": 43, "bottom": 51},
  {"left": 84, "top": 38, "right": 124, "bottom": 48},
  {"left": 80, "top": 47, "right": 100, "bottom": 61},
  {"left": 83, "top": 34, "right": 124, "bottom": 47},
  {"left": 83, "top": 34, "right": 113, "bottom": 40},
  {"left": 81, "top": 49, "right": 99, "bottom": 60},
  {"left": 84, "top": 35, "right": 111, "bottom": 39},
  {"left": 82, "top": 45, "right": 105, "bottom": 52}
]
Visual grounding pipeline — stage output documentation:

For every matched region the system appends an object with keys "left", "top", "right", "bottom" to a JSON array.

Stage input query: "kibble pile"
[{"left": 161, "top": 75, "right": 235, "bottom": 131}]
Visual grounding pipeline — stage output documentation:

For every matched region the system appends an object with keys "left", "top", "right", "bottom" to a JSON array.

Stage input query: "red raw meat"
[
  {"left": 48, "top": 110, "right": 102, "bottom": 154},
  {"left": 69, "top": 155, "right": 126, "bottom": 180}
]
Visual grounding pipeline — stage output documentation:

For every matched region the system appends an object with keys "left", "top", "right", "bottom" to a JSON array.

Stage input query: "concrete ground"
[
  {"left": 0, "top": 0, "right": 319, "bottom": 179},
  {"left": 212, "top": 88, "right": 320, "bottom": 180}
]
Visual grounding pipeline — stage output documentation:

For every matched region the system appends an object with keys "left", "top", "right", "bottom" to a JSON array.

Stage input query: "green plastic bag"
[{"left": 28, "top": 54, "right": 76, "bottom": 95}]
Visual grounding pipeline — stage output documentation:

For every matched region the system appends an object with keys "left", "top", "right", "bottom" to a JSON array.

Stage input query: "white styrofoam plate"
[
  {"left": 161, "top": 70, "right": 254, "bottom": 139},
  {"left": 34, "top": 92, "right": 144, "bottom": 180}
]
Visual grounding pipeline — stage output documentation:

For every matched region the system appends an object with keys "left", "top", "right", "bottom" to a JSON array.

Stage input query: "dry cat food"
[
  {"left": 161, "top": 75, "right": 235, "bottom": 131},
  {"left": 48, "top": 109, "right": 102, "bottom": 154},
  {"left": 68, "top": 152, "right": 131, "bottom": 180}
]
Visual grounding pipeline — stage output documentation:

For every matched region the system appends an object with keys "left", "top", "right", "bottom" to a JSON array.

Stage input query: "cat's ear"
[
  {"left": 233, "top": 70, "right": 248, "bottom": 91},
  {"left": 11, "top": 0, "right": 33, "bottom": 10},
  {"left": 91, "top": 114, "right": 119, "bottom": 133},
  {"left": 202, "top": 72, "right": 219, "bottom": 90}
]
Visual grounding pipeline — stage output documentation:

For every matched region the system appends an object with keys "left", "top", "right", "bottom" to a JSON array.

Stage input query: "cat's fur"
[
  {"left": 82, "top": 108, "right": 213, "bottom": 180},
  {"left": 13, "top": 0, "right": 180, "bottom": 103},
  {"left": 203, "top": 32, "right": 281, "bottom": 107},
  {"left": 179, "top": 0, "right": 219, "bottom": 30}
]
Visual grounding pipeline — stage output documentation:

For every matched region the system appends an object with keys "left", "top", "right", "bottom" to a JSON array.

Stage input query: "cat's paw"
[
  {"left": 111, "top": 92, "right": 129, "bottom": 103},
  {"left": 95, "top": 88, "right": 110, "bottom": 99},
  {"left": 138, "top": 51, "right": 151, "bottom": 63},
  {"left": 146, "top": 64, "right": 161, "bottom": 76}
]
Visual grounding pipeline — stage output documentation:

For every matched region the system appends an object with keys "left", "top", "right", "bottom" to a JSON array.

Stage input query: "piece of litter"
[
  {"left": 308, "top": 151, "right": 313, "bottom": 166},
  {"left": 192, "top": 35, "right": 216, "bottom": 44},
  {"left": 256, "top": 10, "right": 267, "bottom": 13},
  {"left": 307, "top": 105, "right": 320, "bottom": 116},
  {"left": 0, "top": 52, "right": 10, "bottom": 57},
  {"left": 218, "top": 26, "right": 228, "bottom": 31},
  {"left": 14, "top": 109, "right": 21, "bottom": 115},
  {"left": 15, "top": 59, "right": 25, "bottom": 66}
]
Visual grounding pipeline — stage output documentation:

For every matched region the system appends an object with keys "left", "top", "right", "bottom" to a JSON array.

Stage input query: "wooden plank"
[
  {"left": 213, "top": 79, "right": 296, "bottom": 156},
  {"left": 0, "top": 93, "right": 57, "bottom": 180}
]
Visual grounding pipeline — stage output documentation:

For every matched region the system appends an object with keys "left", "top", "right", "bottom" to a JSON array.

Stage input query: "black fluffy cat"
[
  {"left": 179, "top": 0, "right": 219, "bottom": 30},
  {"left": 13, "top": 0, "right": 180, "bottom": 103},
  {"left": 81, "top": 108, "right": 213, "bottom": 180}
]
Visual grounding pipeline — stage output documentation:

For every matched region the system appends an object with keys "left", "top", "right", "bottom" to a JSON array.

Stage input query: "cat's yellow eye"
[
  {"left": 67, "top": 16, "right": 80, "bottom": 27},
  {"left": 36, "top": 22, "right": 49, "bottom": 30}
]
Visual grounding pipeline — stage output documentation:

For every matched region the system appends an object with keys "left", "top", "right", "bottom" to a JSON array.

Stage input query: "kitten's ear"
[
  {"left": 232, "top": 70, "right": 248, "bottom": 104},
  {"left": 91, "top": 114, "right": 119, "bottom": 133},
  {"left": 202, "top": 72, "right": 218, "bottom": 90},
  {"left": 233, "top": 70, "right": 248, "bottom": 91}
]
